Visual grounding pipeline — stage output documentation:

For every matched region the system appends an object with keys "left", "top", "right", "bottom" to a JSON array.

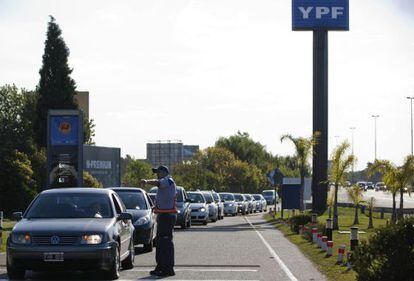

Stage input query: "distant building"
[
  {"left": 146, "top": 141, "right": 199, "bottom": 169},
  {"left": 74, "top": 91, "right": 89, "bottom": 119}
]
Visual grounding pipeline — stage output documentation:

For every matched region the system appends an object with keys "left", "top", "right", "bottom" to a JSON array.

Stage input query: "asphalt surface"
[
  {"left": 337, "top": 188, "right": 414, "bottom": 208},
  {"left": 0, "top": 212, "right": 325, "bottom": 281}
]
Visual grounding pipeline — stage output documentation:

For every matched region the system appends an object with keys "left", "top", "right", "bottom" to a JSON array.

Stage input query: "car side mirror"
[
  {"left": 207, "top": 200, "right": 212, "bottom": 204},
  {"left": 13, "top": 212, "right": 23, "bottom": 221},
  {"left": 117, "top": 212, "right": 132, "bottom": 221},
  {"left": 186, "top": 199, "right": 192, "bottom": 203}
]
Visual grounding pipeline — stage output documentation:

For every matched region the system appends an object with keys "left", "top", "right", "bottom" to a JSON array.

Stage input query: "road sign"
[
  {"left": 281, "top": 184, "right": 301, "bottom": 210},
  {"left": 292, "top": 0, "right": 349, "bottom": 31},
  {"left": 47, "top": 110, "right": 83, "bottom": 188}
]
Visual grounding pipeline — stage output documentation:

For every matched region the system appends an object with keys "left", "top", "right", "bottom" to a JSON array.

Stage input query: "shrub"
[
  {"left": 351, "top": 217, "right": 414, "bottom": 281},
  {"left": 289, "top": 214, "right": 312, "bottom": 233}
]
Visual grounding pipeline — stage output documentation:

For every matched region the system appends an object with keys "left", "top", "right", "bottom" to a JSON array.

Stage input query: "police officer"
[{"left": 141, "top": 165, "right": 177, "bottom": 277}]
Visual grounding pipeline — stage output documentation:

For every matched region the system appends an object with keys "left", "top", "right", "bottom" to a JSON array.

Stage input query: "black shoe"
[
  {"left": 150, "top": 269, "right": 163, "bottom": 276},
  {"left": 156, "top": 270, "right": 175, "bottom": 277}
]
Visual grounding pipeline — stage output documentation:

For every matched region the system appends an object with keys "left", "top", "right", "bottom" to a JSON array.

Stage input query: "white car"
[
  {"left": 201, "top": 191, "right": 219, "bottom": 222},
  {"left": 253, "top": 194, "right": 267, "bottom": 212},
  {"left": 219, "top": 193, "right": 238, "bottom": 216},
  {"left": 187, "top": 192, "right": 209, "bottom": 225},
  {"left": 211, "top": 191, "right": 224, "bottom": 220}
]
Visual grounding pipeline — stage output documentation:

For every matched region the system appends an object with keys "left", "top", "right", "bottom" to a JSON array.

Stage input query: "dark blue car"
[{"left": 110, "top": 187, "right": 157, "bottom": 252}]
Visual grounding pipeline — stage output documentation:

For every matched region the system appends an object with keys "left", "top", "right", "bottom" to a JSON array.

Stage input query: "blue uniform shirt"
[{"left": 155, "top": 176, "right": 177, "bottom": 213}]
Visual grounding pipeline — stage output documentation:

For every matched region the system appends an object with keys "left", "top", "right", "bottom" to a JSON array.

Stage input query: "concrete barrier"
[
  {"left": 326, "top": 241, "right": 333, "bottom": 256},
  {"left": 337, "top": 245, "right": 346, "bottom": 264}
]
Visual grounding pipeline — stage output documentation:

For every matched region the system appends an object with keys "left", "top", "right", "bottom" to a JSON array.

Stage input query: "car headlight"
[
  {"left": 12, "top": 234, "right": 31, "bottom": 244},
  {"left": 136, "top": 216, "right": 150, "bottom": 226},
  {"left": 81, "top": 234, "right": 102, "bottom": 245},
  {"left": 228, "top": 204, "right": 233, "bottom": 207},
  {"left": 200, "top": 207, "right": 206, "bottom": 212},
  {"left": 177, "top": 209, "right": 181, "bottom": 214}
]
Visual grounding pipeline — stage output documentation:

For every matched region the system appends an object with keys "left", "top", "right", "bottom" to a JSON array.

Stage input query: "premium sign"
[{"left": 292, "top": 0, "right": 349, "bottom": 31}]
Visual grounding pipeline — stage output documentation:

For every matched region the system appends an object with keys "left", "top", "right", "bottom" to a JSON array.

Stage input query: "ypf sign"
[{"left": 292, "top": 0, "right": 349, "bottom": 31}]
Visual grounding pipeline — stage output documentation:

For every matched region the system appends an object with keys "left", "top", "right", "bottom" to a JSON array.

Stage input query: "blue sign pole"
[{"left": 292, "top": 0, "right": 349, "bottom": 213}]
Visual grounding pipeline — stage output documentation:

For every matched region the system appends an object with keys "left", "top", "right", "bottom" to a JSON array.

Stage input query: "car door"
[
  {"left": 145, "top": 192, "right": 156, "bottom": 238},
  {"left": 112, "top": 194, "right": 130, "bottom": 256}
]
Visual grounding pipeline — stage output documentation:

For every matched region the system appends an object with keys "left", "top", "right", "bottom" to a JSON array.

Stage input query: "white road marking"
[
  {"left": 129, "top": 268, "right": 258, "bottom": 272},
  {"left": 244, "top": 217, "right": 298, "bottom": 281}
]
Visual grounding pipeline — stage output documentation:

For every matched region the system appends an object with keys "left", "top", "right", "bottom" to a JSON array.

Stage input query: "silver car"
[
  {"left": 211, "top": 191, "right": 224, "bottom": 220},
  {"left": 244, "top": 194, "right": 256, "bottom": 214},
  {"left": 201, "top": 191, "right": 218, "bottom": 222},
  {"left": 187, "top": 192, "right": 209, "bottom": 225},
  {"left": 253, "top": 194, "right": 267, "bottom": 212},
  {"left": 233, "top": 193, "right": 248, "bottom": 215},
  {"left": 219, "top": 193, "right": 238, "bottom": 216}
]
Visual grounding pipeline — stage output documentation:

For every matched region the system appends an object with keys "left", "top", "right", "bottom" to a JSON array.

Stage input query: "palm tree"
[
  {"left": 368, "top": 156, "right": 414, "bottom": 223},
  {"left": 280, "top": 133, "right": 318, "bottom": 211},
  {"left": 347, "top": 185, "right": 364, "bottom": 225},
  {"left": 367, "top": 197, "right": 376, "bottom": 229},
  {"left": 329, "top": 141, "right": 356, "bottom": 230}
]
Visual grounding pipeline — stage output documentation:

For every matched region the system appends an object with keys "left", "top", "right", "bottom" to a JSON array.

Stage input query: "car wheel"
[
  {"left": 143, "top": 238, "right": 154, "bottom": 252},
  {"left": 181, "top": 219, "right": 187, "bottom": 229},
  {"left": 7, "top": 255, "right": 25, "bottom": 280},
  {"left": 122, "top": 239, "right": 135, "bottom": 270},
  {"left": 186, "top": 217, "right": 191, "bottom": 228},
  {"left": 103, "top": 243, "right": 120, "bottom": 280},
  {"left": 232, "top": 213, "right": 236, "bottom": 216},
  {"left": 203, "top": 220, "right": 208, "bottom": 225}
]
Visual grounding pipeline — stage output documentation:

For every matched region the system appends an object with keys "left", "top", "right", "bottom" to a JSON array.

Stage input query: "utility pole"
[
  {"left": 350, "top": 127, "right": 356, "bottom": 183},
  {"left": 407, "top": 97, "right": 414, "bottom": 155},
  {"left": 371, "top": 115, "right": 380, "bottom": 161}
]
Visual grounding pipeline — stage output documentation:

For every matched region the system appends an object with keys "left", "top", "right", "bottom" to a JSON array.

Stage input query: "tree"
[
  {"left": 34, "top": 16, "right": 78, "bottom": 148},
  {"left": 0, "top": 150, "right": 36, "bottom": 216},
  {"left": 367, "top": 197, "right": 376, "bottom": 229},
  {"left": 327, "top": 189, "right": 334, "bottom": 219},
  {"left": 347, "top": 185, "right": 364, "bottom": 225},
  {"left": 83, "top": 171, "right": 102, "bottom": 188},
  {"left": 216, "top": 131, "right": 274, "bottom": 172},
  {"left": 329, "top": 141, "right": 355, "bottom": 229},
  {"left": 369, "top": 157, "right": 414, "bottom": 223},
  {"left": 280, "top": 133, "right": 318, "bottom": 211},
  {"left": 122, "top": 158, "right": 153, "bottom": 188},
  {"left": 173, "top": 161, "right": 219, "bottom": 191}
]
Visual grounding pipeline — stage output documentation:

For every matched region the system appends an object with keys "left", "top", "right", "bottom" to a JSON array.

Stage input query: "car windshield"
[
  {"left": 253, "top": 195, "right": 261, "bottom": 200},
  {"left": 245, "top": 195, "right": 252, "bottom": 200},
  {"left": 220, "top": 193, "right": 234, "bottom": 201},
  {"left": 115, "top": 190, "right": 148, "bottom": 210},
  {"left": 263, "top": 191, "right": 274, "bottom": 196},
  {"left": 234, "top": 194, "right": 243, "bottom": 202},
  {"left": 203, "top": 192, "right": 214, "bottom": 202},
  {"left": 212, "top": 193, "right": 220, "bottom": 202},
  {"left": 26, "top": 193, "right": 113, "bottom": 219},
  {"left": 188, "top": 193, "right": 205, "bottom": 203}
]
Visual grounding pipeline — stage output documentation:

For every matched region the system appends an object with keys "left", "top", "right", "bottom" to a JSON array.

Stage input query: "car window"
[
  {"left": 176, "top": 189, "right": 184, "bottom": 202},
  {"left": 187, "top": 193, "right": 205, "bottom": 203},
  {"left": 253, "top": 195, "right": 261, "bottom": 200},
  {"left": 212, "top": 193, "right": 220, "bottom": 202},
  {"left": 25, "top": 193, "right": 113, "bottom": 219},
  {"left": 202, "top": 192, "right": 214, "bottom": 202},
  {"left": 115, "top": 190, "right": 148, "bottom": 210},
  {"left": 233, "top": 194, "right": 243, "bottom": 202},
  {"left": 220, "top": 193, "right": 235, "bottom": 201},
  {"left": 263, "top": 191, "right": 274, "bottom": 196}
]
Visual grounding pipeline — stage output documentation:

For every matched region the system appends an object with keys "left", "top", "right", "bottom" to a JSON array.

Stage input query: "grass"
[
  {"left": 1, "top": 220, "right": 15, "bottom": 252},
  {"left": 264, "top": 207, "right": 391, "bottom": 281}
]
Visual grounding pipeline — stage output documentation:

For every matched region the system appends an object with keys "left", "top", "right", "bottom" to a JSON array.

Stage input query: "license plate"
[{"left": 44, "top": 252, "right": 64, "bottom": 262}]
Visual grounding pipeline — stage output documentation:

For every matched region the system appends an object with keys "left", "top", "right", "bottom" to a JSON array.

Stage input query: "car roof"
[
  {"left": 150, "top": 186, "right": 185, "bottom": 190},
  {"left": 188, "top": 191, "right": 202, "bottom": 194},
  {"left": 109, "top": 187, "right": 145, "bottom": 192},
  {"left": 41, "top": 188, "right": 113, "bottom": 195}
]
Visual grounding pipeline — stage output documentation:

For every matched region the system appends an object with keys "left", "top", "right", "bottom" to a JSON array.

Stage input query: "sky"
[{"left": 1, "top": 0, "right": 414, "bottom": 170}]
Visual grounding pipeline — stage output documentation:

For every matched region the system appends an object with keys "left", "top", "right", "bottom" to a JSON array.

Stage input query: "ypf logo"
[
  {"left": 58, "top": 121, "right": 71, "bottom": 135},
  {"left": 50, "top": 235, "right": 60, "bottom": 245}
]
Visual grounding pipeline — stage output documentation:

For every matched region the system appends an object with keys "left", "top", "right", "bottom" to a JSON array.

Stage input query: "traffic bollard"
[
  {"left": 322, "top": 236, "right": 328, "bottom": 251},
  {"left": 312, "top": 228, "right": 318, "bottom": 243},
  {"left": 326, "top": 241, "right": 333, "bottom": 256},
  {"left": 337, "top": 244, "right": 346, "bottom": 264},
  {"left": 350, "top": 227, "right": 359, "bottom": 251},
  {"left": 326, "top": 218, "right": 333, "bottom": 241},
  {"left": 346, "top": 252, "right": 353, "bottom": 270},
  {"left": 317, "top": 233, "right": 322, "bottom": 248}
]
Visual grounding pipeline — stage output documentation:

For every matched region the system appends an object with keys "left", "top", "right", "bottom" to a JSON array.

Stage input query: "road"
[
  {"left": 0, "top": 213, "right": 325, "bottom": 281},
  {"left": 337, "top": 188, "right": 414, "bottom": 208}
]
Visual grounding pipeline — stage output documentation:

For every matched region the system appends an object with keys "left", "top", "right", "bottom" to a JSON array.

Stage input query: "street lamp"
[
  {"left": 350, "top": 126, "right": 356, "bottom": 173},
  {"left": 407, "top": 97, "right": 414, "bottom": 155},
  {"left": 371, "top": 115, "right": 380, "bottom": 161}
]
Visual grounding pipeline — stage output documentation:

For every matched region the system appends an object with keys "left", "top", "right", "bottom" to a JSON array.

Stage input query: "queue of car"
[{"left": 6, "top": 186, "right": 273, "bottom": 280}]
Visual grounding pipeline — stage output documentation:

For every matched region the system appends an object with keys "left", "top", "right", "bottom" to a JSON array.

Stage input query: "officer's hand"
[{"left": 140, "top": 179, "right": 147, "bottom": 185}]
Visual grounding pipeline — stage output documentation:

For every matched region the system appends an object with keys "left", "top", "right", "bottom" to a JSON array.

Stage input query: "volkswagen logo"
[{"left": 50, "top": 236, "right": 60, "bottom": 245}]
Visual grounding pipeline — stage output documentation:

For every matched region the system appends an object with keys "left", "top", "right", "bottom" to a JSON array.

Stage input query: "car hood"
[
  {"left": 189, "top": 203, "right": 206, "bottom": 209},
  {"left": 13, "top": 218, "right": 114, "bottom": 234}
]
